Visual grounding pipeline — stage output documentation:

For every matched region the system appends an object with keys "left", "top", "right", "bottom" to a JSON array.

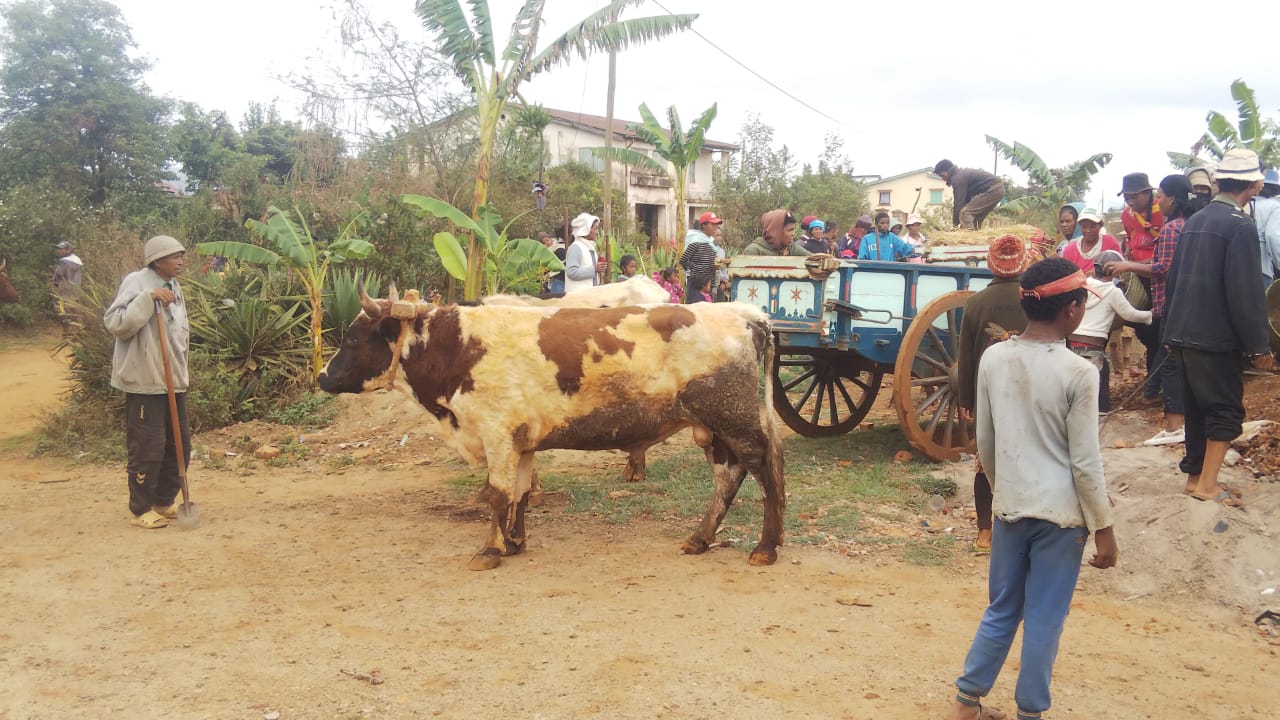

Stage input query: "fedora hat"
[
  {"left": 1216, "top": 148, "right": 1264, "bottom": 182},
  {"left": 1117, "top": 173, "right": 1154, "bottom": 196}
]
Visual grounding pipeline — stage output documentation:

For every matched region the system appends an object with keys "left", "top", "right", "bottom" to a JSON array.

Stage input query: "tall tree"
[
  {"left": 414, "top": 0, "right": 696, "bottom": 300},
  {"left": 985, "top": 135, "right": 1111, "bottom": 216},
  {"left": 592, "top": 102, "right": 717, "bottom": 250},
  {"left": 711, "top": 115, "right": 794, "bottom": 250},
  {"left": 0, "top": 0, "right": 170, "bottom": 205},
  {"left": 1167, "top": 78, "right": 1280, "bottom": 170}
]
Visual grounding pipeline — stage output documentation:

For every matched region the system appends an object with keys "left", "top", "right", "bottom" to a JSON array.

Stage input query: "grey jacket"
[{"left": 103, "top": 268, "right": 190, "bottom": 394}]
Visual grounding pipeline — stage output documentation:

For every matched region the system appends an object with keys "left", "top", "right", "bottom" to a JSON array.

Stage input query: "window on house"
[
  {"left": 878, "top": 190, "right": 891, "bottom": 205},
  {"left": 578, "top": 147, "right": 605, "bottom": 172},
  {"left": 687, "top": 158, "right": 696, "bottom": 184},
  {"left": 930, "top": 189, "right": 943, "bottom": 205}
]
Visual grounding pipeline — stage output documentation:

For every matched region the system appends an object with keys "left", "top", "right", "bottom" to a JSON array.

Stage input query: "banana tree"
[
  {"left": 414, "top": 0, "right": 696, "bottom": 301},
  {"left": 403, "top": 194, "right": 562, "bottom": 296},
  {"left": 985, "top": 135, "right": 1112, "bottom": 215},
  {"left": 591, "top": 102, "right": 717, "bottom": 253},
  {"left": 1168, "top": 78, "right": 1280, "bottom": 169},
  {"left": 196, "top": 206, "right": 375, "bottom": 381}
]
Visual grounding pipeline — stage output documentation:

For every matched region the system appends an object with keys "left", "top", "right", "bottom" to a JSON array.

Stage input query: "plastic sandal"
[
  {"left": 131, "top": 510, "right": 170, "bottom": 529},
  {"left": 152, "top": 504, "right": 178, "bottom": 520}
]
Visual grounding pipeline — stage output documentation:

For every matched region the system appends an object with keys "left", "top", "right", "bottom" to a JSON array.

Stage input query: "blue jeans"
[
  {"left": 547, "top": 277, "right": 565, "bottom": 294},
  {"left": 956, "top": 518, "right": 1087, "bottom": 718}
]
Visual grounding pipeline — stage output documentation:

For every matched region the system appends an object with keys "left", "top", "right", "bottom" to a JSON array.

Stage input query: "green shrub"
[
  {"left": 187, "top": 347, "right": 245, "bottom": 432},
  {"left": 265, "top": 392, "right": 339, "bottom": 428}
]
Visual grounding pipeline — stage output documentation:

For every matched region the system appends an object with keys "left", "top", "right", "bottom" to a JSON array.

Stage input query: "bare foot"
[
  {"left": 976, "top": 528, "right": 992, "bottom": 551},
  {"left": 1184, "top": 474, "right": 1199, "bottom": 495}
]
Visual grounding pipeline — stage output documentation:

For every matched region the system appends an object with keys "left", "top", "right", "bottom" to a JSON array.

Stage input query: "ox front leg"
[
  {"left": 623, "top": 448, "right": 647, "bottom": 483},
  {"left": 468, "top": 451, "right": 535, "bottom": 571},
  {"left": 682, "top": 437, "right": 746, "bottom": 557}
]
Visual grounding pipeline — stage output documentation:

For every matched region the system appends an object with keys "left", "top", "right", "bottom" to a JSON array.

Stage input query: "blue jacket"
[{"left": 857, "top": 231, "right": 915, "bottom": 261}]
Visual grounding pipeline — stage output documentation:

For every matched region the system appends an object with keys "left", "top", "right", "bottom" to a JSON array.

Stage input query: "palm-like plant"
[
  {"left": 414, "top": 0, "right": 696, "bottom": 300},
  {"left": 402, "top": 194, "right": 562, "bottom": 296},
  {"left": 1168, "top": 78, "right": 1280, "bottom": 169},
  {"left": 592, "top": 102, "right": 717, "bottom": 251},
  {"left": 196, "top": 206, "right": 375, "bottom": 381},
  {"left": 985, "top": 135, "right": 1112, "bottom": 215}
]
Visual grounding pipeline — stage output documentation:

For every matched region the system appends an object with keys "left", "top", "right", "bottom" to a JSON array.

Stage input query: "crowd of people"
[{"left": 943, "top": 148, "right": 1275, "bottom": 720}]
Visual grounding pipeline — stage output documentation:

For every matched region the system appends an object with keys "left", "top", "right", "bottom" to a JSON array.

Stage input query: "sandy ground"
[{"left": 1, "top": 335, "right": 1278, "bottom": 720}]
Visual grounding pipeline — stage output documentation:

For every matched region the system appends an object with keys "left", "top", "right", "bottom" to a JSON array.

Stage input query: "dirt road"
[{"left": 1, "top": 338, "right": 1277, "bottom": 719}]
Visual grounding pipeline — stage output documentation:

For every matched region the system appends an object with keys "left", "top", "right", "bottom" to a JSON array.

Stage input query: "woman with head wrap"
[
  {"left": 741, "top": 210, "right": 811, "bottom": 256},
  {"left": 563, "top": 213, "right": 608, "bottom": 293}
]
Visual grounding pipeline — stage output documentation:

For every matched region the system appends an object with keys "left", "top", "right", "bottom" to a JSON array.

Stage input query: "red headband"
[{"left": 1019, "top": 269, "right": 1100, "bottom": 300}]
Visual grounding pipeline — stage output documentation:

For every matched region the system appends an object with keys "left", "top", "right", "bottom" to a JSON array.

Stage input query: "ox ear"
[{"left": 358, "top": 281, "right": 384, "bottom": 318}]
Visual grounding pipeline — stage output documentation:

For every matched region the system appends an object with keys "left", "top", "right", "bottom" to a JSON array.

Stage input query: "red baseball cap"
[{"left": 697, "top": 211, "right": 723, "bottom": 225}]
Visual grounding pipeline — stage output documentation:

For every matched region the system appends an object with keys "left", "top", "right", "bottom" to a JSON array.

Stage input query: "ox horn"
[
  {"left": 387, "top": 282, "right": 399, "bottom": 304},
  {"left": 0, "top": 257, "right": 6, "bottom": 272},
  {"left": 357, "top": 281, "right": 382, "bottom": 318}
]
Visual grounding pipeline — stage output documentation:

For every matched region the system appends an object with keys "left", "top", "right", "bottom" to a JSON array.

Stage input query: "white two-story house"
[{"left": 540, "top": 107, "right": 737, "bottom": 243}]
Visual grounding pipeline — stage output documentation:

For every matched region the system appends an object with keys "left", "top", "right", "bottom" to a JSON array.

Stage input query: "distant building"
[
  {"left": 538, "top": 107, "right": 737, "bottom": 243},
  {"left": 863, "top": 168, "right": 952, "bottom": 221}
]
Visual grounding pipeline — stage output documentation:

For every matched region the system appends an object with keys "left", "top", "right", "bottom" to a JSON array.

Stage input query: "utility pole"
[{"left": 601, "top": 5, "right": 619, "bottom": 265}]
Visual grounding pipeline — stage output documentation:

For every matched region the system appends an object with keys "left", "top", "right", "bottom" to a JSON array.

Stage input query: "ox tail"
[{"left": 761, "top": 329, "right": 785, "bottom": 514}]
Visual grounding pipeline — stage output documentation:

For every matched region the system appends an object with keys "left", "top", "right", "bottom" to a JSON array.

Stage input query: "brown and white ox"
[
  {"left": 0, "top": 258, "right": 19, "bottom": 304},
  {"left": 481, "top": 276, "right": 672, "bottom": 484},
  {"left": 317, "top": 290, "right": 785, "bottom": 571}
]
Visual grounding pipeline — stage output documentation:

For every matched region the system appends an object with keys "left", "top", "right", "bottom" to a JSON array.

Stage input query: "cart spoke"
[
  {"left": 834, "top": 376, "right": 858, "bottom": 412},
  {"left": 914, "top": 384, "right": 949, "bottom": 418},
  {"left": 926, "top": 326, "right": 953, "bottom": 366},
  {"left": 782, "top": 368, "right": 817, "bottom": 393},
  {"left": 826, "top": 380, "right": 839, "bottom": 425},
  {"left": 915, "top": 351, "right": 951, "bottom": 374},
  {"left": 925, "top": 395, "right": 949, "bottom": 436},
  {"left": 942, "top": 396, "right": 955, "bottom": 448},
  {"left": 810, "top": 381, "right": 827, "bottom": 424},
  {"left": 911, "top": 375, "right": 948, "bottom": 387},
  {"left": 796, "top": 375, "right": 819, "bottom": 413}
]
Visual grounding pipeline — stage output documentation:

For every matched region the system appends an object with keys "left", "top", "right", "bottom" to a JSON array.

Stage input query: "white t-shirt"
[
  {"left": 1074, "top": 277, "right": 1152, "bottom": 340},
  {"left": 976, "top": 336, "right": 1113, "bottom": 531}
]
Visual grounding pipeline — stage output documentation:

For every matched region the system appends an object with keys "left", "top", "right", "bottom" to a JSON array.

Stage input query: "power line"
[{"left": 648, "top": 0, "right": 860, "bottom": 134}]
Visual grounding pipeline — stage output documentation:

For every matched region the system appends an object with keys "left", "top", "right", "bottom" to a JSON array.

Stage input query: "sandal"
[
  {"left": 152, "top": 504, "right": 178, "bottom": 520},
  {"left": 131, "top": 510, "right": 169, "bottom": 529}
]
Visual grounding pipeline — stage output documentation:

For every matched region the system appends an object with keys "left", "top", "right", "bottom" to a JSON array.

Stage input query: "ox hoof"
[
  {"left": 468, "top": 549, "right": 502, "bottom": 571},
  {"left": 527, "top": 490, "right": 545, "bottom": 508},
  {"left": 748, "top": 545, "right": 778, "bottom": 566},
  {"left": 501, "top": 539, "right": 524, "bottom": 557},
  {"left": 680, "top": 537, "right": 710, "bottom": 556},
  {"left": 622, "top": 471, "right": 645, "bottom": 483}
]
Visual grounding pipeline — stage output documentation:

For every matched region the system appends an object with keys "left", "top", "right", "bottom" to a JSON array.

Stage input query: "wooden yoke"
[{"left": 378, "top": 288, "right": 429, "bottom": 391}]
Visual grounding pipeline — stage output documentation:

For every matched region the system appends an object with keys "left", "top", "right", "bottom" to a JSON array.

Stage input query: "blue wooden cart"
[{"left": 729, "top": 255, "right": 993, "bottom": 461}]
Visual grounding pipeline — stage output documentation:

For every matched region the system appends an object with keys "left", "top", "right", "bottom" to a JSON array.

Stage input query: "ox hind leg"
[
  {"left": 682, "top": 436, "right": 748, "bottom": 557},
  {"left": 682, "top": 428, "right": 783, "bottom": 567},
  {"left": 469, "top": 451, "right": 536, "bottom": 571}
]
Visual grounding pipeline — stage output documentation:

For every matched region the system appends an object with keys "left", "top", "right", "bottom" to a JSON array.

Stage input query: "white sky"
[{"left": 112, "top": 0, "right": 1280, "bottom": 212}]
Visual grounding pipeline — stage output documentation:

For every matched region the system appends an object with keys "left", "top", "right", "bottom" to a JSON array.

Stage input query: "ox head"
[
  {"left": 317, "top": 284, "right": 404, "bottom": 394},
  {"left": 0, "top": 258, "right": 19, "bottom": 304}
]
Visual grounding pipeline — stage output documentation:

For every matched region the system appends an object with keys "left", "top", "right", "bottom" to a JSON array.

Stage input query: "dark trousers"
[
  {"left": 1175, "top": 349, "right": 1244, "bottom": 476},
  {"left": 125, "top": 392, "right": 190, "bottom": 517},
  {"left": 1152, "top": 344, "right": 1184, "bottom": 415},
  {"left": 1134, "top": 319, "right": 1161, "bottom": 397},
  {"left": 975, "top": 472, "right": 993, "bottom": 531}
]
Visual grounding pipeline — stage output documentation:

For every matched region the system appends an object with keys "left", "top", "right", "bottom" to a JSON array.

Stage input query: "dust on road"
[{"left": 1, "top": 336, "right": 1277, "bottom": 719}]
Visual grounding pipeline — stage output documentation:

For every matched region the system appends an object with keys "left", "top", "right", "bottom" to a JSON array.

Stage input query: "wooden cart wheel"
[
  {"left": 772, "top": 351, "right": 883, "bottom": 437},
  {"left": 893, "top": 290, "right": 975, "bottom": 461}
]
